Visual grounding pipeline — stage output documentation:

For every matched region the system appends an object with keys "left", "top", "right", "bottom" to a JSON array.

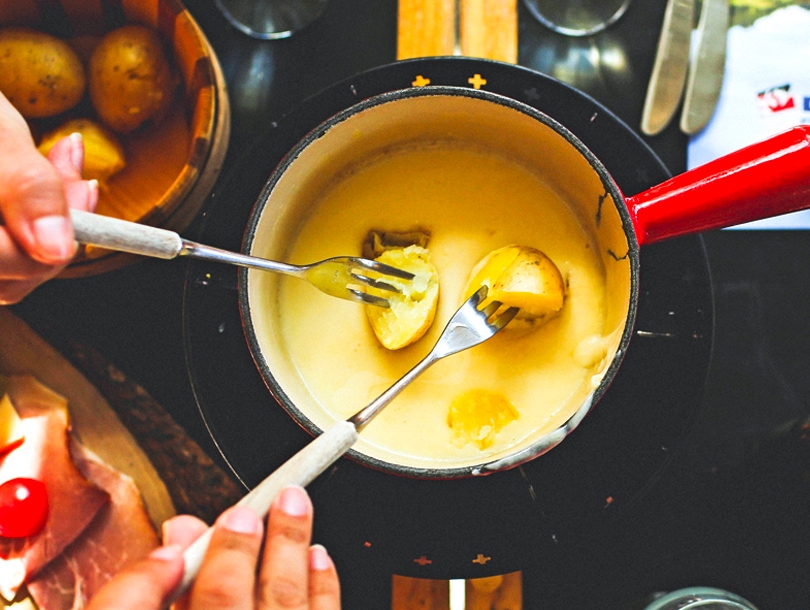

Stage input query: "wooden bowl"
[{"left": 0, "top": 0, "right": 230, "bottom": 276}]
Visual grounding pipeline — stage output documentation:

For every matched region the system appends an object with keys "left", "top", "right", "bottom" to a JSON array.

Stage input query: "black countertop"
[{"left": 12, "top": 0, "right": 810, "bottom": 608}]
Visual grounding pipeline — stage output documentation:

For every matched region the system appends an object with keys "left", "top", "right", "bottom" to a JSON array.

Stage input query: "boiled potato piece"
[
  {"left": 447, "top": 389, "right": 519, "bottom": 450},
  {"left": 38, "top": 118, "right": 126, "bottom": 183},
  {"left": 465, "top": 245, "right": 565, "bottom": 330},
  {"left": 0, "top": 28, "right": 86, "bottom": 118},
  {"left": 366, "top": 245, "right": 439, "bottom": 350},
  {"left": 362, "top": 228, "right": 431, "bottom": 260},
  {"left": 89, "top": 25, "right": 176, "bottom": 133}
]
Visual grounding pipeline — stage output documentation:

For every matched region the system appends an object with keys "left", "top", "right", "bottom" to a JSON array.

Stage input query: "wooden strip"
[
  {"left": 391, "top": 575, "right": 450, "bottom": 609},
  {"left": 459, "top": 0, "right": 517, "bottom": 63},
  {"left": 466, "top": 571, "right": 522, "bottom": 609},
  {"left": 397, "top": 0, "right": 456, "bottom": 60}
]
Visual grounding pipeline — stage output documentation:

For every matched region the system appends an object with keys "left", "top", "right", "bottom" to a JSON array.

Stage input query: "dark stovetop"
[{"left": 12, "top": 1, "right": 810, "bottom": 608}]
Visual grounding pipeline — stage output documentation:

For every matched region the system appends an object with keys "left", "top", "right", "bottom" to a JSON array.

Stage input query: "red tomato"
[{"left": 0, "top": 478, "right": 49, "bottom": 538}]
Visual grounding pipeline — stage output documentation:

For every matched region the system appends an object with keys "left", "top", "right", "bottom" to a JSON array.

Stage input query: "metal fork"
[
  {"left": 69, "top": 210, "right": 414, "bottom": 308},
  {"left": 171, "top": 286, "right": 518, "bottom": 602},
  {"left": 348, "top": 286, "right": 519, "bottom": 430}
]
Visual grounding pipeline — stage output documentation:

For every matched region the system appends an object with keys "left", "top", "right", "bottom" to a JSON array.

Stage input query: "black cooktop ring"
[{"left": 182, "top": 57, "right": 713, "bottom": 579}]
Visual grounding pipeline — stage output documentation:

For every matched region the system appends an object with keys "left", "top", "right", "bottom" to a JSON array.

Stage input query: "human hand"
[
  {"left": 87, "top": 486, "right": 341, "bottom": 610},
  {"left": 0, "top": 91, "right": 98, "bottom": 304}
]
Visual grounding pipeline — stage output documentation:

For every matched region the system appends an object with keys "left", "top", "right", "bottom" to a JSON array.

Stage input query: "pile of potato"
[{"left": 0, "top": 24, "right": 179, "bottom": 183}]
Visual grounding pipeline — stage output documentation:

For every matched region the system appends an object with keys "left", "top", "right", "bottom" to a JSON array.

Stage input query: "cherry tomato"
[{"left": 0, "top": 478, "right": 49, "bottom": 538}]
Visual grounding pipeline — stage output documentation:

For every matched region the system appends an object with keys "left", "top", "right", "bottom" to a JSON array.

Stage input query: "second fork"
[{"left": 171, "top": 285, "right": 518, "bottom": 602}]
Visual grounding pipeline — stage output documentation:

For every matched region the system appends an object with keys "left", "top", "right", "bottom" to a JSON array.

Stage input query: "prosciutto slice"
[
  {"left": 27, "top": 443, "right": 160, "bottom": 610},
  {"left": 0, "top": 377, "right": 109, "bottom": 602}
]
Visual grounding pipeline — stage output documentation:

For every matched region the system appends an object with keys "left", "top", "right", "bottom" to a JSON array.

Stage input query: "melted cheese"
[{"left": 275, "top": 142, "right": 612, "bottom": 467}]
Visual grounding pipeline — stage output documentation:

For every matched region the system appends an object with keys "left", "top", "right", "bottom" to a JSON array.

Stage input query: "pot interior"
[{"left": 242, "top": 88, "right": 637, "bottom": 476}]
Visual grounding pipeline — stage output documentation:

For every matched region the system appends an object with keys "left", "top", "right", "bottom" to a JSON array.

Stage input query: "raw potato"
[
  {"left": 89, "top": 25, "right": 176, "bottom": 133},
  {"left": 0, "top": 28, "right": 86, "bottom": 118}
]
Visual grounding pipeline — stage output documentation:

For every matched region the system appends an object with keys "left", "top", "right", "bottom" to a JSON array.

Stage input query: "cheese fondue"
[{"left": 271, "top": 141, "right": 613, "bottom": 467}]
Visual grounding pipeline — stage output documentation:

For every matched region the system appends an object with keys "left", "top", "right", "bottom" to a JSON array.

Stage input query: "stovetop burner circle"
[{"left": 182, "top": 57, "right": 713, "bottom": 579}]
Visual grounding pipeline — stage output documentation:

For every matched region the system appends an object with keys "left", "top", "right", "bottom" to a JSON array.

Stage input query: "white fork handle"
[
  {"left": 70, "top": 209, "right": 183, "bottom": 259},
  {"left": 70, "top": 210, "right": 300, "bottom": 276},
  {"left": 169, "top": 421, "right": 359, "bottom": 605}
]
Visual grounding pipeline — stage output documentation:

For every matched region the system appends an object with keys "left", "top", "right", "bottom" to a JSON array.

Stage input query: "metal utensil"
[
  {"left": 679, "top": 0, "right": 728, "bottom": 134},
  {"left": 171, "top": 286, "right": 517, "bottom": 602},
  {"left": 70, "top": 210, "right": 413, "bottom": 308},
  {"left": 641, "top": 0, "right": 696, "bottom": 136}
]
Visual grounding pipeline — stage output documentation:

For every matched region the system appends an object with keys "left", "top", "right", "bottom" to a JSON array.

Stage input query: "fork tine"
[
  {"left": 348, "top": 288, "right": 391, "bottom": 308},
  {"left": 350, "top": 272, "right": 401, "bottom": 293},
  {"left": 467, "top": 285, "right": 488, "bottom": 307},
  {"left": 480, "top": 299, "right": 503, "bottom": 319},
  {"left": 352, "top": 258, "right": 415, "bottom": 280},
  {"left": 491, "top": 307, "right": 520, "bottom": 330}
]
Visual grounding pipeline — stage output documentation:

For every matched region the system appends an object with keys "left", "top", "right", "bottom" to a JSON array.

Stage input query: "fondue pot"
[
  {"left": 185, "top": 57, "right": 718, "bottom": 578},
  {"left": 238, "top": 83, "right": 810, "bottom": 480}
]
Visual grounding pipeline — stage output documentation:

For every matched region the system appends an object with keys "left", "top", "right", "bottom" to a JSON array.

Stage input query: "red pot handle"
[{"left": 626, "top": 124, "right": 810, "bottom": 246}]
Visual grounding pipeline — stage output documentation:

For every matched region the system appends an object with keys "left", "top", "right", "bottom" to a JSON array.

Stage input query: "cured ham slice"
[
  {"left": 0, "top": 377, "right": 109, "bottom": 602},
  {"left": 27, "top": 443, "right": 160, "bottom": 610}
]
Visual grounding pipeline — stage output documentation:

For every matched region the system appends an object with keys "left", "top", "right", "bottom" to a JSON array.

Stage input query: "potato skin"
[
  {"left": 89, "top": 25, "right": 176, "bottom": 133},
  {"left": 0, "top": 28, "right": 86, "bottom": 118}
]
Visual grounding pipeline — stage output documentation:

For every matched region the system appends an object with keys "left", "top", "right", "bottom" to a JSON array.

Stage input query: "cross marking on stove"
[{"left": 468, "top": 74, "right": 487, "bottom": 89}]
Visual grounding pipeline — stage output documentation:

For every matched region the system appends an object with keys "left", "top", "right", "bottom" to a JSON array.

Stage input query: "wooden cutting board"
[{"left": 0, "top": 307, "right": 175, "bottom": 529}]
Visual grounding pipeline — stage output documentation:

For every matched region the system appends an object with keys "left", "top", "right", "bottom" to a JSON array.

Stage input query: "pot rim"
[{"left": 238, "top": 85, "right": 641, "bottom": 479}]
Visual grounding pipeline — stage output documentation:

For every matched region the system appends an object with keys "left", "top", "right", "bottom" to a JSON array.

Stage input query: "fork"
[
  {"left": 347, "top": 286, "right": 518, "bottom": 430},
  {"left": 69, "top": 210, "right": 414, "bottom": 308},
  {"left": 171, "top": 286, "right": 518, "bottom": 602}
]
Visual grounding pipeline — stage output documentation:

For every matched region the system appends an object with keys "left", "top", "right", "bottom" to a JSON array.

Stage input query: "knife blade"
[
  {"left": 679, "top": 0, "right": 729, "bottom": 134},
  {"left": 640, "top": 0, "right": 696, "bottom": 136}
]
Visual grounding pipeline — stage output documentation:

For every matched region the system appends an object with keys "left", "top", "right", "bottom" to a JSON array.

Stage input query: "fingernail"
[
  {"left": 149, "top": 544, "right": 182, "bottom": 562},
  {"left": 87, "top": 179, "right": 99, "bottom": 212},
  {"left": 219, "top": 506, "right": 260, "bottom": 535},
  {"left": 277, "top": 486, "right": 310, "bottom": 517},
  {"left": 161, "top": 519, "right": 176, "bottom": 545},
  {"left": 32, "top": 215, "right": 74, "bottom": 261},
  {"left": 309, "top": 545, "right": 332, "bottom": 571},
  {"left": 69, "top": 132, "right": 83, "bottom": 172}
]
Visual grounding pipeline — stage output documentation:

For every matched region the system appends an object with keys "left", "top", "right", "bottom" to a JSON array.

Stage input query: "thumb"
[
  {"left": 87, "top": 545, "right": 184, "bottom": 610},
  {"left": 47, "top": 133, "right": 98, "bottom": 213},
  {"left": 0, "top": 137, "right": 75, "bottom": 265}
]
